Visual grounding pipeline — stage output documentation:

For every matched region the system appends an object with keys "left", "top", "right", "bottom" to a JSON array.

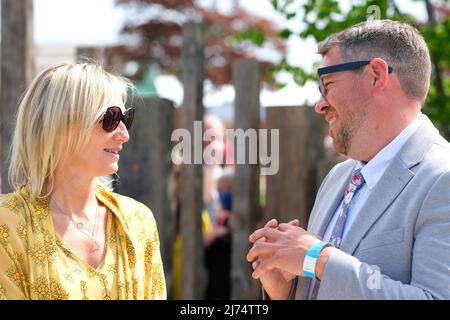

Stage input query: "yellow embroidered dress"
[{"left": 0, "top": 186, "right": 166, "bottom": 300}]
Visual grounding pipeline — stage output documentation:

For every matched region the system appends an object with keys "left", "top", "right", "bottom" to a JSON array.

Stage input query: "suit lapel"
[
  {"left": 339, "top": 158, "right": 413, "bottom": 254},
  {"left": 340, "top": 116, "right": 439, "bottom": 255}
]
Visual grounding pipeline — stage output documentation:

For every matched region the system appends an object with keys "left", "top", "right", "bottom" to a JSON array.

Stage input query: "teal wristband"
[{"left": 303, "top": 241, "right": 331, "bottom": 279}]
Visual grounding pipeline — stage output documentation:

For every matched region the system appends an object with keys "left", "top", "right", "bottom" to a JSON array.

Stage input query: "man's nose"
[{"left": 315, "top": 95, "right": 329, "bottom": 114}]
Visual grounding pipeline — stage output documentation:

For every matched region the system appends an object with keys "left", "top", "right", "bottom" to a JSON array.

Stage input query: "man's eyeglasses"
[
  {"left": 317, "top": 60, "right": 394, "bottom": 97},
  {"left": 102, "top": 106, "right": 135, "bottom": 133}
]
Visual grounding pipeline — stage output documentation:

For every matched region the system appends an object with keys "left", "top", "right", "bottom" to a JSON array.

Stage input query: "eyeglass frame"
[
  {"left": 101, "top": 106, "right": 135, "bottom": 133},
  {"left": 317, "top": 60, "right": 394, "bottom": 98}
]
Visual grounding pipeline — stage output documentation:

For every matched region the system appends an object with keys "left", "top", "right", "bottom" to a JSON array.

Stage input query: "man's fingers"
[
  {"left": 264, "top": 218, "right": 278, "bottom": 228},
  {"left": 249, "top": 226, "right": 279, "bottom": 243},
  {"left": 252, "top": 255, "right": 278, "bottom": 279},
  {"left": 254, "top": 236, "right": 267, "bottom": 244},
  {"left": 276, "top": 223, "right": 289, "bottom": 232},
  {"left": 277, "top": 219, "right": 301, "bottom": 232},
  {"left": 246, "top": 241, "right": 277, "bottom": 262}
]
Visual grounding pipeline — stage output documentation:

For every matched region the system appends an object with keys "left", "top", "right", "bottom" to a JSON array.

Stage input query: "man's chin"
[{"left": 332, "top": 138, "right": 349, "bottom": 156}]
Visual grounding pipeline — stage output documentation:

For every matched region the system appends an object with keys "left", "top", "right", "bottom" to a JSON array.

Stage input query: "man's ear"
[{"left": 368, "top": 58, "right": 390, "bottom": 90}]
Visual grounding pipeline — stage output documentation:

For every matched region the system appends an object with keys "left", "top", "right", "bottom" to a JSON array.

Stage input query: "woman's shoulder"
[
  {"left": 102, "top": 190, "right": 161, "bottom": 242},
  {"left": 116, "top": 193, "right": 154, "bottom": 216},
  {"left": 0, "top": 189, "right": 29, "bottom": 223},
  {"left": 0, "top": 190, "right": 30, "bottom": 249}
]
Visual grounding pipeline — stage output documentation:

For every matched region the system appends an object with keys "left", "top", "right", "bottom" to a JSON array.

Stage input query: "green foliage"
[
  {"left": 420, "top": 15, "right": 450, "bottom": 136},
  {"left": 278, "top": 28, "right": 293, "bottom": 39},
  {"left": 243, "top": 0, "right": 450, "bottom": 138},
  {"left": 230, "top": 28, "right": 266, "bottom": 47},
  {"left": 270, "top": 0, "right": 416, "bottom": 85}
]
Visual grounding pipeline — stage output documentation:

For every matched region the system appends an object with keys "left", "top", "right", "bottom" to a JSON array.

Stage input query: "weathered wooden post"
[
  {"left": 264, "top": 106, "right": 324, "bottom": 229},
  {"left": 305, "top": 106, "right": 326, "bottom": 216},
  {"left": 230, "top": 59, "right": 261, "bottom": 299},
  {"left": 180, "top": 22, "right": 205, "bottom": 299},
  {"left": 115, "top": 97, "right": 176, "bottom": 297},
  {"left": 0, "top": 0, "right": 34, "bottom": 193}
]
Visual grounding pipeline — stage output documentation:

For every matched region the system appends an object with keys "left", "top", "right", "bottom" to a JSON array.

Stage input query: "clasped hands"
[{"left": 247, "top": 218, "right": 331, "bottom": 295}]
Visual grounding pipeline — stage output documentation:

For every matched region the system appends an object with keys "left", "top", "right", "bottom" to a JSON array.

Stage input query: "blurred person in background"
[
  {"left": 172, "top": 114, "right": 235, "bottom": 299},
  {"left": 204, "top": 166, "right": 235, "bottom": 300},
  {"left": 0, "top": 63, "right": 166, "bottom": 300},
  {"left": 202, "top": 114, "right": 226, "bottom": 224},
  {"left": 171, "top": 162, "right": 213, "bottom": 299}
]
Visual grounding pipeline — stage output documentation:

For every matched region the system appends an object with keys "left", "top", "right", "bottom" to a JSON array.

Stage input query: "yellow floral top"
[{"left": 0, "top": 186, "right": 166, "bottom": 300}]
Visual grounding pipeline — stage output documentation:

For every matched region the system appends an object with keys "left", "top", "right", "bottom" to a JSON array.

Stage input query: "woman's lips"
[{"left": 104, "top": 148, "right": 120, "bottom": 157}]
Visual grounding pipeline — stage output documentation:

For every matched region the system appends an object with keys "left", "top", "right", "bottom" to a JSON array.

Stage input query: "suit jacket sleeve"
[{"left": 317, "top": 171, "right": 450, "bottom": 299}]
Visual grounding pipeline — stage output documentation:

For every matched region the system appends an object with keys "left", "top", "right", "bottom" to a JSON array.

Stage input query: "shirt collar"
[
  {"left": 95, "top": 186, "right": 131, "bottom": 235},
  {"left": 356, "top": 113, "right": 425, "bottom": 189}
]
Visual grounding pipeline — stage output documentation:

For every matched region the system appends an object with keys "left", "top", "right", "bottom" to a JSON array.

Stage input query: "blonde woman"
[{"left": 0, "top": 63, "right": 166, "bottom": 300}]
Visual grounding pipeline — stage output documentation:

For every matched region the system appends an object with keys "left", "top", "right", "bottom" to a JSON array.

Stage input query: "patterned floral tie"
[{"left": 310, "top": 168, "right": 365, "bottom": 299}]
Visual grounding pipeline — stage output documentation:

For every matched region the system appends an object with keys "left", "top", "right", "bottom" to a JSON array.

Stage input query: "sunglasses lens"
[
  {"left": 123, "top": 108, "right": 135, "bottom": 130},
  {"left": 103, "top": 107, "right": 122, "bottom": 132}
]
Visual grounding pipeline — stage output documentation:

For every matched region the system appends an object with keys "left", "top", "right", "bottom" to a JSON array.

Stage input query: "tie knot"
[
  {"left": 342, "top": 168, "right": 366, "bottom": 205},
  {"left": 351, "top": 168, "right": 365, "bottom": 186}
]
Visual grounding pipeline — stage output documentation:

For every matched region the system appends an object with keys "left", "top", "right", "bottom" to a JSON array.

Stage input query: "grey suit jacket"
[{"left": 294, "top": 116, "right": 450, "bottom": 299}]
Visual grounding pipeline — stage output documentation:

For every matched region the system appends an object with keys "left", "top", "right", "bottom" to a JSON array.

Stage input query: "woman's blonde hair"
[{"left": 9, "top": 62, "right": 132, "bottom": 197}]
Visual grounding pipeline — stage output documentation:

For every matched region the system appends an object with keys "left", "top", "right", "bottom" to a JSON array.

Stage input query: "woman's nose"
[{"left": 115, "top": 121, "right": 130, "bottom": 143}]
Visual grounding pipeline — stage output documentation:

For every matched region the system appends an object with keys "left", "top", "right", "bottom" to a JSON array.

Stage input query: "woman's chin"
[
  {"left": 109, "top": 166, "right": 119, "bottom": 175},
  {"left": 99, "top": 165, "right": 119, "bottom": 177}
]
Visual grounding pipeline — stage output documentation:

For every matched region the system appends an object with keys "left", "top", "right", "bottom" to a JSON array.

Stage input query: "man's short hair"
[{"left": 318, "top": 19, "right": 431, "bottom": 103}]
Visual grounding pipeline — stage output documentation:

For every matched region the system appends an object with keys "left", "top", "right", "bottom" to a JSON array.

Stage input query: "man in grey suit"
[{"left": 247, "top": 19, "right": 450, "bottom": 299}]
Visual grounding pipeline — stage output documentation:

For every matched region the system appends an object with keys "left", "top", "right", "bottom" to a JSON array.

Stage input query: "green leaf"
[
  {"left": 271, "top": 0, "right": 278, "bottom": 10},
  {"left": 230, "top": 28, "right": 266, "bottom": 47},
  {"left": 278, "top": 28, "right": 292, "bottom": 39},
  {"left": 286, "top": 12, "right": 297, "bottom": 19}
]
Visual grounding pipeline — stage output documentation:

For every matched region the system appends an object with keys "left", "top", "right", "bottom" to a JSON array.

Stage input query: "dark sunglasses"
[
  {"left": 102, "top": 106, "right": 135, "bottom": 133},
  {"left": 317, "top": 60, "right": 393, "bottom": 97}
]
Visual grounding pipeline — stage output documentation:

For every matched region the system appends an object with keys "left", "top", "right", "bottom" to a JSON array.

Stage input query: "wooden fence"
[{"left": 0, "top": 0, "right": 34, "bottom": 193}]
